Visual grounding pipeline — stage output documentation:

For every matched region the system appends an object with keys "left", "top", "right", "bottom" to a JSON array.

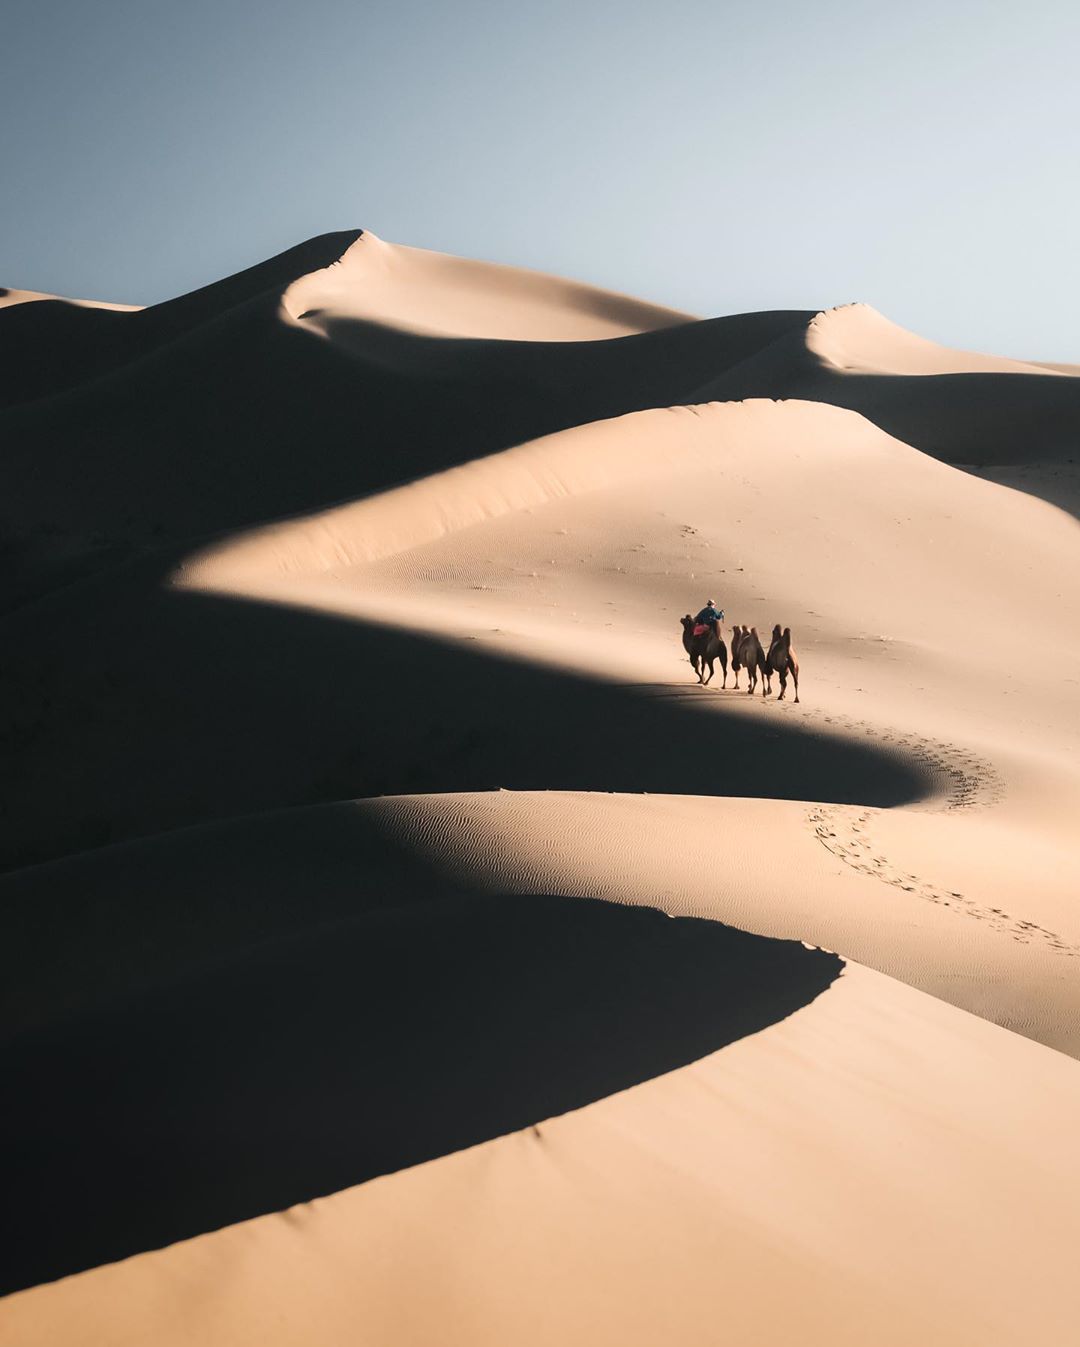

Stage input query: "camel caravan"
[{"left": 679, "top": 608, "right": 800, "bottom": 702}]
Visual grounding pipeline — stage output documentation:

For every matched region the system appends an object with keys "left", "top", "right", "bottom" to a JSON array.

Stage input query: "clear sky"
[{"left": 4, "top": 0, "right": 1078, "bottom": 358}]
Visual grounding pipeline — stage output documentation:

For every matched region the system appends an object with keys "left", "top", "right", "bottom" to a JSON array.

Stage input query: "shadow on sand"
[
  {"left": 1, "top": 894, "right": 841, "bottom": 1294},
  {"left": 0, "top": 306, "right": 813, "bottom": 608},
  {"left": 0, "top": 582, "right": 930, "bottom": 872}
]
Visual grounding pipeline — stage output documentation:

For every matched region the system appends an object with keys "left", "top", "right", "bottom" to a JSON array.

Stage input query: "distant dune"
[
  {"left": 2, "top": 232, "right": 1079, "bottom": 1344},
  {"left": 3, "top": 231, "right": 1077, "bottom": 614}
]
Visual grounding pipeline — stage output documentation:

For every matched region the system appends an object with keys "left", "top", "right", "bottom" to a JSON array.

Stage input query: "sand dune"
[
  {"left": 0, "top": 287, "right": 139, "bottom": 312},
  {"left": 4, "top": 232, "right": 1078, "bottom": 609},
  {"left": 2, "top": 879, "right": 839, "bottom": 1293},
  {"left": 0, "top": 232, "right": 360, "bottom": 410},
  {"left": 285, "top": 229, "right": 694, "bottom": 339},
  {"left": 807, "top": 300, "right": 1074, "bottom": 376},
  {"left": 170, "top": 395, "right": 1080, "bottom": 1055},
  {"left": 5, "top": 957, "right": 1079, "bottom": 1346},
  {"left": 2, "top": 231, "right": 1080, "bottom": 1340}
]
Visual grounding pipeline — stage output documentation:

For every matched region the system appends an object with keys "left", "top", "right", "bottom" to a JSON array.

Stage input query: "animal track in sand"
[
  {"left": 796, "top": 708, "right": 1077, "bottom": 957},
  {"left": 790, "top": 705, "right": 1005, "bottom": 814}
]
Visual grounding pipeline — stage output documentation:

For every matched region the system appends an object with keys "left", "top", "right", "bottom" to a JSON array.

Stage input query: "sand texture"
[{"left": 2, "top": 232, "right": 1079, "bottom": 1343}]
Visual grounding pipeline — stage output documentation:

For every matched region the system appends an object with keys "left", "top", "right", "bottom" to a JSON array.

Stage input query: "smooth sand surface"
[
  {"left": 0, "top": 287, "right": 140, "bottom": 311},
  {"left": 2, "top": 232, "right": 1079, "bottom": 1339},
  {"left": 5, "top": 961, "right": 1080, "bottom": 1347},
  {"left": 285, "top": 229, "right": 694, "bottom": 339},
  {"left": 806, "top": 300, "right": 1075, "bottom": 376}
]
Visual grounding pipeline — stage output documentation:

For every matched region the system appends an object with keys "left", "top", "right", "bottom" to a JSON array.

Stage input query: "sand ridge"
[
  {"left": 283, "top": 229, "right": 695, "bottom": 340},
  {"left": 807, "top": 300, "right": 1077, "bottom": 377},
  {"left": 2, "top": 231, "right": 1080, "bottom": 1340},
  {"left": 5, "top": 960, "right": 1080, "bottom": 1347}
]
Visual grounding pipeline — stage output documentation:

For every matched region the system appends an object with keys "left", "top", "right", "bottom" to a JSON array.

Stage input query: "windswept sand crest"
[
  {"left": 284, "top": 229, "right": 694, "bottom": 340},
  {"left": 173, "top": 397, "right": 1080, "bottom": 1052},
  {"left": 0, "top": 288, "right": 140, "bottom": 312},
  {"left": 4, "top": 785, "right": 1076, "bottom": 1058},
  {"left": 1, "top": 883, "right": 840, "bottom": 1293},
  {"left": 4, "top": 399, "right": 1078, "bottom": 1044},
  {"left": 807, "top": 301, "right": 1077, "bottom": 376},
  {"left": 5, "top": 232, "right": 1079, "bottom": 608},
  {"left": 4, "top": 961, "right": 1079, "bottom": 1347}
]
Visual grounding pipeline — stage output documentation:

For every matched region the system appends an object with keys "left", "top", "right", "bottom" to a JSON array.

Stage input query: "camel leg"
[
  {"left": 778, "top": 668, "right": 786, "bottom": 701},
  {"left": 791, "top": 662, "right": 800, "bottom": 704},
  {"left": 703, "top": 659, "right": 713, "bottom": 686}
]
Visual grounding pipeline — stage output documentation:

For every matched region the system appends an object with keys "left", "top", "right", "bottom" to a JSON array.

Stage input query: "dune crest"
[
  {"left": 0, "top": 287, "right": 140, "bottom": 312},
  {"left": 284, "top": 228, "right": 694, "bottom": 340},
  {"left": 4, "top": 961, "right": 1079, "bottom": 1347},
  {"left": 806, "top": 301, "right": 1074, "bottom": 376}
]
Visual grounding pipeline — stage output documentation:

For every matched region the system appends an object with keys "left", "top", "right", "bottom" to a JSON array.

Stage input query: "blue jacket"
[{"left": 695, "top": 605, "right": 724, "bottom": 625}]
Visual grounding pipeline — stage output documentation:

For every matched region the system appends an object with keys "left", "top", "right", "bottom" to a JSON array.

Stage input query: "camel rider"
[{"left": 693, "top": 600, "right": 724, "bottom": 636}]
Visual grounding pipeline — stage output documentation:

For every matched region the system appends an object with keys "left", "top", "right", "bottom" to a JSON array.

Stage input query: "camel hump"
[{"left": 783, "top": 626, "right": 792, "bottom": 640}]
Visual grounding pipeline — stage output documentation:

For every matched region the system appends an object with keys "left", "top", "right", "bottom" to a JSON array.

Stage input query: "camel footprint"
[
  {"left": 800, "top": 714, "right": 1071, "bottom": 956},
  {"left": 806, "top": 803, "right": 1077, "bottom": 957}
]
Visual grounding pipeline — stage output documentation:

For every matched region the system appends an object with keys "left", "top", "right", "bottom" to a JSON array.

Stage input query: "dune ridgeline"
[{"left": 2, "top": 231, "right": 1080, "bottom": 1346}]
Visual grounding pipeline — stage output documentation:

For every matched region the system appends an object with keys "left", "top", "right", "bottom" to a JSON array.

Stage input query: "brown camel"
[
  {"left": 730, "top": 624, "right": 749, "bottom": 688},
  {"left": 764, "top": 624, "right": 800, "bottom": 702},
  {"left": 680, "top": 616, "right": 728, "bottom": 687},
  {"left": 740, "top": 626, "right": 767, "bottom": 695}
]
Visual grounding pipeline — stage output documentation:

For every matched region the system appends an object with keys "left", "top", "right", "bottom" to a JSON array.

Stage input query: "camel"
[
  {"left": 764, "top": 624, "right": 800, "bottom": 702},
  {"left": 680, "top": 616, "right": 728, "bottom": 687},
  {"left": 739, "top": 626, "right": 767, "bottom": 695},
  {"left": 730, "top": 624, "right": 749, "bottom": 687}
]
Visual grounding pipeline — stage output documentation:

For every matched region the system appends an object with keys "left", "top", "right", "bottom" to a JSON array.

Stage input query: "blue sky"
[{"left": 4, "top": 0, "right": 1078, "bottom": 358}]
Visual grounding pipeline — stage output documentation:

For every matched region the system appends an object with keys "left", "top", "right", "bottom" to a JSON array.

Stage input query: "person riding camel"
[{"left": 693, "top": 599, "right": 724, "bottom": 637}]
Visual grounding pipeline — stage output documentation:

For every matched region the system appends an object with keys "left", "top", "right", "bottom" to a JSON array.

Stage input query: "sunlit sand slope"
[{"left": 4, "top": 961, "right": 1078, "bottom": 1347}]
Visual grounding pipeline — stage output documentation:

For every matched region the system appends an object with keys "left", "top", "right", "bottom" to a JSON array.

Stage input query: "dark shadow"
[
  {"left": 0, "top": 801, "right": 475, "bottom": 1038},
  {"left": 7, "top": 295, "right": 1079, "bottom": 613},
  {"left": 968, "top": 459, "right": 1080, "bottom": 522},
  {"left": 0, "top": 232, "right": 363, "bottom": 410},
  {"left": 811, "top": 370, "right": 1080, "bottom": 470},
  {"left": 0, "top": 581, "right": 929, "bottom": 873},
  {"left": 0, "top": 305, "right": 812, "bottom": 609},
  {"left": 0, "top": 300, "right": 133, "bottom": 409},
  {"left": 5, "top": 236, "right": 1080, "bottom": 608},
  {"left": 0, "top": 892, "right": 841, "bottom": 1294},
  {"left": 694, "top": 331, "right": 1080, "bottom": 506}
]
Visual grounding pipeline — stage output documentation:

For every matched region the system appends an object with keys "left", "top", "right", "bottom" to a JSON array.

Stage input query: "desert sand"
[{"left": 2, "top": 231, "right": 1079, "bottom": 1344}]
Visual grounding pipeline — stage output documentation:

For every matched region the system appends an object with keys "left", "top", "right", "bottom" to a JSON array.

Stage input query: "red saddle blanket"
[{"left": 692, "top": 623, "right": 710, "bottom": 637}]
